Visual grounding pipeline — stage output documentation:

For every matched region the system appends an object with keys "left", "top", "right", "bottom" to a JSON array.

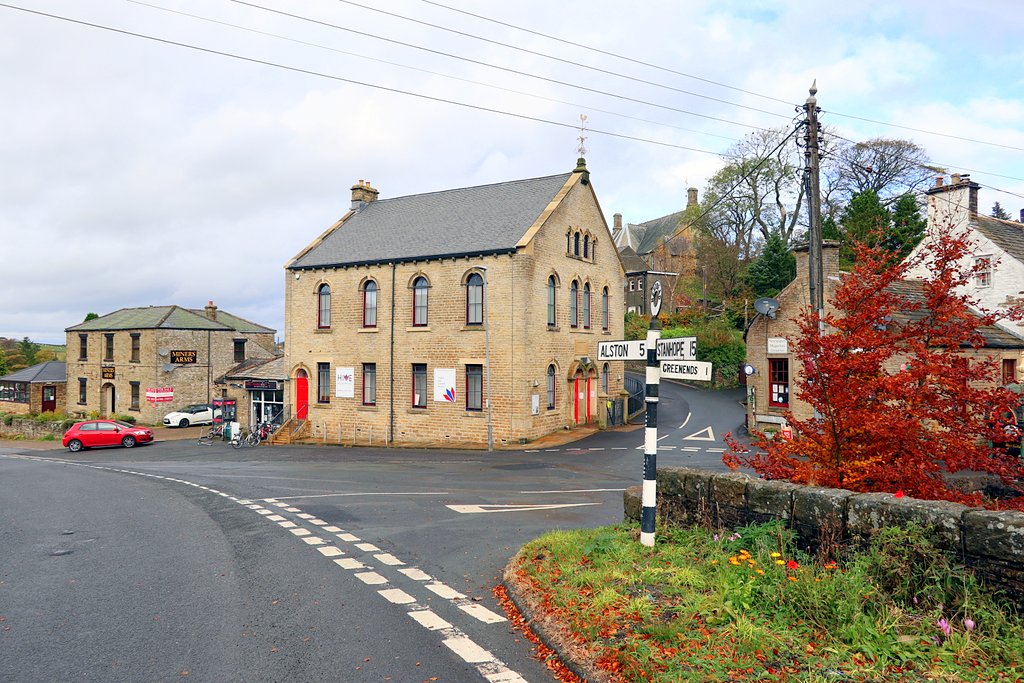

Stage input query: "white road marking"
[
  {"left": 355, "top": 542, "right": 380, "bottom": 552},
  {"left": 458, "top": 603, "right": 507, "bottom": 624},
  {"left": 273, "top": 502, "right": 290, "bottom": 508},
  {"left": 426, "top": 582, "right": 465, "bottom": 600},
  {"left": 266, "top": 514, "right": 285, "bottom": 521},
  {"left": 289, "top": 528, "right": 311, "bottom": 536},
  {"left": 285, "top": 507, "right": 302, "bottom": 513},
  {"left": 338, "top": 533, "right": 360, "bottom": 542},
  {"left": 408, "top": 609, "right": 451, "bottom": 631},
  {"left": 309, "top": 519, "right": 327, "bottom": 525},
  {"left": 611, "top": 447, "right": 627, "bottom": 450},
  {"left": 302, "top": 537, "right": 325, "bottom": 545},
  {"left": 317, "top": 546, "right": 344, "bottom": 557},
  {"left": 681, "top": 447, "right": 699, "bottom": 452},
  {"left": 587, "top": 447, "right": 605, "bottom": 451},
  {"left": 485, "top": 670, "right": 529, "bottom": 683},
  {"left": 524, "top": 449, "right": 539, "bottom": 452},
  {"left": 682, "top": 426, "right": 716, "bottom": 441},
  {"left": 246, "top": 504, "right": 263, "bottom": 509},
  {"left": 544, "top": 449, "right": 560, "bottom": 452},
  {"left": 262, "top": 491, "right": 449, "bottom": 501},
  {"left": 519, "top": 488, "right": 624, "bottom": 494},
  {"left": 378, "top": 588, "right": 415, "bottom": 604},
  {"left": 278, "top": 521, "right": 297, "bottom": 528},
  {"left": 374, "top": 553, "right": 404, "bottom": 566},
  {"left": 447, "top": 503, "right": 599, "bottom": 514},
  {"left": 708, "top": 448, "right": 726, "bottom": 453},
  {"left": 333, "top": 558, "right": 364, "bottom": 570},
  {"left": 296, "top": 513, "right": 315, "bottom": 519},
  {"left": 354, "top": 571, "right": 388, "bottom": 585},
  {"left": 661, "top": 446, "right": 676, "bottom": 450},
  {"left": 256, "top": 509, "right": 273, "bottom": 515},
  {"left": 322, "top": 526, "right": 342, "bottom": 533},
  {"left": 398, "top": 567, "right": 431, "bottom": 581},
  {"left": 680, "top": 412, "right": 692, "bottom": 429},
  {"left": 263, "top": 498, "right": 278, "bottom": 503},
  {"left": 443, "top": 637, "right": 494, "bottom": 664}
]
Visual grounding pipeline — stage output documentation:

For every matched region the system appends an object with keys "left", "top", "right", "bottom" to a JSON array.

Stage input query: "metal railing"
[{"left": 624, "top": 374, "right": 645, "bottom": 420}]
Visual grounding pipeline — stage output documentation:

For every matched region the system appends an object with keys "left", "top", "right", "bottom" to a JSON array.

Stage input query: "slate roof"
[
  {"left": 619, "top": 246, "right": 649, "bottom": 274},
  {"left": 220, "top": 356, "right": 284, "bottom": 382},
  {"left": 973, "top": 214, "right": 1024, "bottom": 264},
  {"left": 66, "top": 306, "right": 274, "bottom": 334},
  {"left": 886, "top": 280, "right": 1024, "bottom": 349},
  {"left": 0, "top": 360, "right": 66, "bottom": 383},
  {"left": 289, "top": 173, "right": 573, "bottom": 269},
  {"left": 613, "top": 211, "right": 686, "bottom": 256}
]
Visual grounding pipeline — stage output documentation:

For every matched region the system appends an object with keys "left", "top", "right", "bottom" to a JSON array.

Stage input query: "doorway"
[
  {"left": 295, "top": 369, "right": 309, "bottom": 420},
  {"left": 42, "top": 385, "right": 56, "bottom": 413},
  {"left": 101, "top": 383, "right": 116, "bottom": 416}
]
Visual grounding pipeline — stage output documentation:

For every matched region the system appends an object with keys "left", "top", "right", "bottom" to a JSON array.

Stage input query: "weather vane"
[{"left": 576, "top": 114, "right": 588, "bottom": 157}]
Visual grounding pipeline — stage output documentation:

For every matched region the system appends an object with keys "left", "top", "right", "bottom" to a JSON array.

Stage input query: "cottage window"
[
  {"left": 362, "top": 363, "right": 376, "bottom": 406},
  {"left": 466, "top": 273, "right": 484, "bottom": 325},
  {"left": 412, "top": 276, "right": 429, "bottom": 327},
  {"left": 1004, "top": 358, "right": 1018, "bottom": 385},
  {"left": 583, "top": 283, "right": 591, "bottom": 329},
  {"left": 130, "top": 333, "right": 140, "bottom": 363},
  {"left": 466, "top": 364, "right": 483, "bottom": 411},
  {"left": 78, "top": 378, "right": 87, "bottom": 404},
  {"left": 79, "top": 334, "right": 88, "bottom": 361},
  {"left": 547, "top": 276, "right": 557, "bottom": 327},
  {"left": 0, "top": 381, "right": 28, "bottom": 404},
  {"left": 769, "top": 358, "right": 789, "bottom": 408},
  {"left": 318, "top": 283, "right": 331, "bottom": 328},
  {"left": 130, "top": 382, "right": 140, "bottom": 410},
  {"left": 546, "top": 364, "right": 556, "bottom": 409},
  {"left": 569, "top": 281, "right": 579, "bottom": 328},
  {"left": 412, "top": 364, "right": 427, "bottom": 408},
  {"left": 363, "top": 281, "right": 378, "bottom": 327},
  {"left": 317, "top": 362, "right": 330, "bottom": 403},
  {"left": 975, "top": 256, "right": 992, "bottom": 287},
  {"left": 104, "top": 333, "right": 114, "bottom": 362},
  {"left": 629, "top": 279, "right": 635, "bottom": 292},
  {"left": 233, "top": 339, "right": 246, "bottom": 363}
]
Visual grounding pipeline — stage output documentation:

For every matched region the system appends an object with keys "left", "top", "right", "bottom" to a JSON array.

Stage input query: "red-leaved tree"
[{"left": 725, "top": 225, "right": 1024, "bottom": 509}]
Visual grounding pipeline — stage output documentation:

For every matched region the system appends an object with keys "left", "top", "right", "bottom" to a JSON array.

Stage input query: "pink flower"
[
  {"left": 964, "top": 618, "right": 975, "bottom": 632},
  {"left": 937, "top": 618, "right": 951, "bottom": 637}
]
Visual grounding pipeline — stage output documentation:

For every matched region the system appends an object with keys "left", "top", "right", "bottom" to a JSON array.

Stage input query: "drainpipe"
[{"left": 389, "top": 262, "right": 396, "bottom": 445}]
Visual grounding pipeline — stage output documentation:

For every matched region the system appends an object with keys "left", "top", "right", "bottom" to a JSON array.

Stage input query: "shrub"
[
  {"left": 2, "top": 413, "right": 13, "bottom": 426},
  {"left": 114, "top": 414, "right": 136, "bottom": 425}
]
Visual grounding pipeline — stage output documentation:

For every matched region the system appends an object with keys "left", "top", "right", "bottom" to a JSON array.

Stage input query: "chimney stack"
[
  {"left": 926, "top": 171, "right": 981, "bottom": 222},
  {"left": 204, "top": 300, "right": 218, "bottom": 321},
  {"left": 613, "top": 213, "right": 622, "bottom": 229},
  {"left": 350, "top": 179, "right": 379, "bottom": 210},
  {"left": 687, "top": 187, "right": 698, "bottom": 208},
  {"left": 935, "top": 176, "right": 944, "bottom": 188}
]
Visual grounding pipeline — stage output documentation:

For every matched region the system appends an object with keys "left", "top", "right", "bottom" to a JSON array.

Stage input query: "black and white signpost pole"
[{"left": 641, "top": 281, "right": 663, "bottom": 547}]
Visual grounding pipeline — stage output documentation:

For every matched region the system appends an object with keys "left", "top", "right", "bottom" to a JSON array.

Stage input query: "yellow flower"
[
  {"left": 710, "top": 559, "right": 718, "bottom": 565},
  {"left": 729, "top": 557, "right": 741, "bottom": 566},
  {"left": 787, "top": 576, "right": 798, "bottom": 582},
  {"left": 770, "top": 552, "right": 782, "bottom": 558},
  {"left": 755, "top": 569, "right": 765, "bottom": 575},
  {"left": 775, "top": 560, "right": 785, "bottom": 565}
]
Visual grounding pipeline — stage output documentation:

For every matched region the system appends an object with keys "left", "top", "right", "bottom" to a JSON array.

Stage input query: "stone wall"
[{"left": 624, "top": 466, "right": 1024, "bottom": 608}]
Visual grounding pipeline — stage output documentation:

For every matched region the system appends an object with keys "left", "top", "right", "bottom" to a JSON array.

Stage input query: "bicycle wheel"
[
  {"left": 245, "top": 432, "right": 260, "bottom": 447},
  {"left": 231, "top": 431, "right": 245, "bottom": 449}
]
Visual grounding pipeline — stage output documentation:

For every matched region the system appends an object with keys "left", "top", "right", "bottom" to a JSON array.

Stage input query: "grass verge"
[{"left": 505, "top": 521, "right": 1024, "bottom": 682}]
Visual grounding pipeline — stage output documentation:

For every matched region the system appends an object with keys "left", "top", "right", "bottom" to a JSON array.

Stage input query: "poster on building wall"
[
  {"left": 434, "top": 368, "right": 456, "bottom": 402},
  {"left": 145, "top": 387, "right": 174, "bottom": 404},
  {"left": 767, "top": 337, "right": 789, "bottom": 355},
  {"left": 336, "top": 367, "right": 354, "bottom": 398}
]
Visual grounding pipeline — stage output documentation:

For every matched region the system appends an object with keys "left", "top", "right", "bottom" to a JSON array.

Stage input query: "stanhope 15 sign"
[{"left": 597, "top": 337, "right": 697, "bottom": 362}]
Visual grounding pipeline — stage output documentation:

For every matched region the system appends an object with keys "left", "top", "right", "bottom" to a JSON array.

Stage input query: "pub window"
[
  {"left": 412, "top": 276, "right": 429, "bottom": 327},
  {"left": 546, "top": 364, "right": 556, "bottom": 410},
  {"left": 78, "top": 377, "right": 87, "bottom": 405},
  {"left": 317, "top": 362, "right": 330, "bottom": 403},
  {"left": 130, "top": 381, "right": 140, "bottom": 410},
  {"left": 466, "top": 364, "right": 483, "bottom": 411},
  {"left": 130, "top": 333, "right": 140, "bottom": 363},
  {"left": 363, "top": 280, "right": 378, "bottom": 327},
  {"left": 569, "top": 280, "right": 578, "bottom": 328},
  {"left": 769, "top": 358, "right": 790, "bottom": 408},
  {"left": 412, "top": 364, "right": 427, "bottom": 408},
  {"left": 233, "top": 339, "right": 246, "bottom": 363},
  {"left": 78, "top": 334, "right": 88, "bottom": 361},
  {"left": 583, "top": 283, "right": 591, "bottom": 329},
  {"left": 362, "top": 363, "right": 376, "bottom": 406},
  {"left": 318, "top": 283, "right": 331, "bottom": 328},
  {"left": 601, "top": 287, "right": 609, "bottom": 330},
  {"left": 547, "top": 275, "right": 557, "bottom": 327},
  {"left": 466, "top": 273, "right": 484, "bottom": 325},
  {"left": 104, "top": 333, "right": 114, "bottom": 362}
]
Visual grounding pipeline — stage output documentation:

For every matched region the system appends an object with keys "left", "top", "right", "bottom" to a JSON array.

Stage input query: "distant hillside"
[{"left": 0, "top": 337, "right": 66, "bottom": 367}]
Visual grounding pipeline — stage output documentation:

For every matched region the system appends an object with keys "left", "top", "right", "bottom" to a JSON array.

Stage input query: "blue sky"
[{"left": 2, "top": 0, "right": 1022, "bottom": 344}]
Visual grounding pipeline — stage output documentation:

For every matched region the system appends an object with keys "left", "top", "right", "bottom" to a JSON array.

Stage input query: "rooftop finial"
[{"left": 576, "top": 114, "right": 588, "bottom": 158}]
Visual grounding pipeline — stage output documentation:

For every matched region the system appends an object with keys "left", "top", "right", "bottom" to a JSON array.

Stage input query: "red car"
[{"left": 62, "top": 420, "right": 155, "bottom": 452}]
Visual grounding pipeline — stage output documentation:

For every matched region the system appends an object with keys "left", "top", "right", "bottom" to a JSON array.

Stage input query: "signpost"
[{"left": 599, "top": 282, "right": 712, "bottom": 546}]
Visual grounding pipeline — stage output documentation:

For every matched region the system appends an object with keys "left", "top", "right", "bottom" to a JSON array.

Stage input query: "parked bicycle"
[{"left": 197, "top": 423, "right": 226, "bottom": 445}]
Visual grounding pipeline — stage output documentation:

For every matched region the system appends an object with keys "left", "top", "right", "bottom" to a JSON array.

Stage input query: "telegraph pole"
[{"left": 803, "top": 81, "right": 824, "bottom": 319}]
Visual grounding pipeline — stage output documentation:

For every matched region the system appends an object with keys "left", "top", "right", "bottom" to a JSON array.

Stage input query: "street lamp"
[{"left": 480, "top": 266, "right": 493, "bottom": 451}]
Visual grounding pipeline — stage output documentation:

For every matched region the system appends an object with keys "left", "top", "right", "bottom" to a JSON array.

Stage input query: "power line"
[
  {"left": 417, "top": 1, "right": 1024, "bottom": 154},
  {"left": 417, "top": 0, "right": 798, "bottom": 108},
  {"left": 332, "top": 0, "right": 792, "bottom": 121},
  {"left": 0, "top": 3, "right": 723, "bottom": 155},
  {"left": 228, "top": 0, "right": 765, "bottom": 131},
  {"left": 126, "top": 0, "right": 738, "bottom": 144}
]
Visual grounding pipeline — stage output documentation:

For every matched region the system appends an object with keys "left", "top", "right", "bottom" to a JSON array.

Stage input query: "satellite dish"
[
  {"left": 753, "top": 298, "right": 779, "bottom": 319},
  {"left": 158, "top": 348, "right": 170, "bottom": 357},
  {"left": 161, "top": 364, "right": 176, "bottom": 373}
]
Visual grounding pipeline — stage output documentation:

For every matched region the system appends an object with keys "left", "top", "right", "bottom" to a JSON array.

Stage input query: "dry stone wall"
[{"left": 624, "top": 466, "right": 1024, "bottom": 608}]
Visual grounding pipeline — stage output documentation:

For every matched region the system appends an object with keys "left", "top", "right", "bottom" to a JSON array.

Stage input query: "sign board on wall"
[
  {"left": 244, "top": 380, "right": 279, "bottom": 391},
  {"left": 336, "top": 367, "right": 354, "bottom": 398},
  {"left": 170, "top": 350, "right": 198, "bottom": 364},
  {"left": 767, "top": 337, "right": 789, "bottom": 355},
  {"left": 145, "top": 387, "right": 174, "bottom": 404},
  {"left": 434, "top": 368, "right": 456, "bottom": 402},
  {"left": 101, "top": 366, "right": 115, "bottom": 379}
]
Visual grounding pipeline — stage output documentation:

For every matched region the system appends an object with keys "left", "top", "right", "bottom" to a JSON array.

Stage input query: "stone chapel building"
[{"left": 282, "top": 160, "right": 625, "bottom": 448}]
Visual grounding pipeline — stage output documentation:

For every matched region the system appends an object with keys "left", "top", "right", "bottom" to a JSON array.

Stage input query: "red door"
[
  {"left": 586, "top": 377, "right": 592, "bottom": 423},
  {"left": 295, "top": 375, "right": 309, "bottom": 420}
]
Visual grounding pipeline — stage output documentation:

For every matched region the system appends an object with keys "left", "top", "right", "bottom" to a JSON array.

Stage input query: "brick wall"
[{"left": 624, "top": 466, "right": 1024, "bottom": 609}]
